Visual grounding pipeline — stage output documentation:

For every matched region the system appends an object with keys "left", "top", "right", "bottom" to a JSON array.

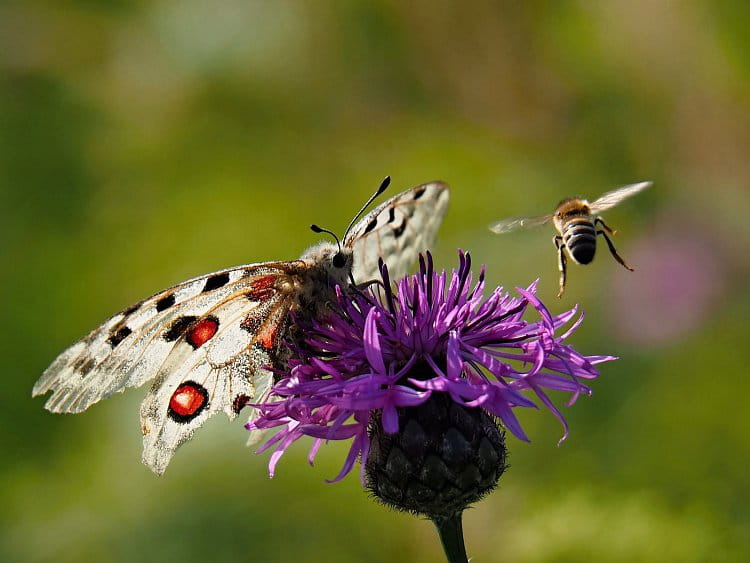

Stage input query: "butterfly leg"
[
  {"left": 554, "top": 235, "right": 567, "bottom": 298},
  {"left": 595, "top": 218, "right": 634, "bottom": 271},
  {"left": 350, "top": 279, "right": 384, "bottom": 305}
]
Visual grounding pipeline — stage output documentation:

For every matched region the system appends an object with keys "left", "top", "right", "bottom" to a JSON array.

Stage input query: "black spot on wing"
[
  {"left": 107, "top": 326, "right": 132, "bottom": 347},
  {"left": 393, "top": 218, "right": 407, "bottom": 238},
  {"left": 388, "top": 208, "right": 396, "bottom": 223},
  {"left": 156, "top": 293, "right": 176, "bottom": 312},
  {"left": 364, "top": 217, "right": 378, "bottom": 234},
  {"left": 413, "top": 187, "right": 427, "bottom": 200},
  {"left": 163, "top": 316, "right": 198, "bottom": 342},
  {"left": 73, "top": 355, "right": 97, "bottom": 374},
  {"left": 202, "top": 272, "right": 230, "bottom": 292},
  {"left": 233, "top": 394, "right": 251, "bottom": 414}
]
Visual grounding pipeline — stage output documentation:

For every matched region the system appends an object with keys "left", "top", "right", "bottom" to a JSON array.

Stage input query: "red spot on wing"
[
  {"left": 246, "top": 275, "right": 278, "bottom": 302},
  {"left": 242, "top": 311, "right": 279, "bottom": 351},
  {"left": 257, "top": 322, "right": 279, "bottom": 351},
  {"left": 169, "top": 382, "right": 208, "bottom": 421},
  {"left": 187, "top": 318, "right": 219, "bottom": 348}
]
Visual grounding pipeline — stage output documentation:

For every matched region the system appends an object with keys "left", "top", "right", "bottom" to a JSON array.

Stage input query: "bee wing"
[
  {"left": 344, "top": 181, "right": 450, "bottom": 283},
  {"left": 589, "top": 181, "right": 653, "bottom": 213},
  {"left": 489, "top": 213, "right": 552, "bottom": 234}
]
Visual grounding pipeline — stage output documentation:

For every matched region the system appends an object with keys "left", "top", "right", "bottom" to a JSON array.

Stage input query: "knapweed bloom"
[{"left": 248, "top": 251, "right": 614, "bottom": 519}]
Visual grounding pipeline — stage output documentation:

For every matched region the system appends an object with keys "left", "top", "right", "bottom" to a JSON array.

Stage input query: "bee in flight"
[{"left": 490, "top": 181, "right": 653, "bottom": 297}]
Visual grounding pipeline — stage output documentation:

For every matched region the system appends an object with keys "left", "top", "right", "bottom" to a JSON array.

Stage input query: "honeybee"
[{"left": 490, "top": 181, "right": 652, "bottom": 297}]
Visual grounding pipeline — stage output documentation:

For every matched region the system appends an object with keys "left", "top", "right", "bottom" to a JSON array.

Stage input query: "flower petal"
[{"left": 363, "top": 309, "right": 386, "bottom": 375}]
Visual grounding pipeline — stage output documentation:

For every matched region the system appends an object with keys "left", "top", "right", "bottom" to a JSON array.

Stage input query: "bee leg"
[
  {"left": 595, "top": 216, "right": 618, "bottom": 236},
  {"left": 596, "top": 224, "right": 634, "bottom": 271},
  {"left": 554, "top": 235, "right": 567, "bottom": 298}
]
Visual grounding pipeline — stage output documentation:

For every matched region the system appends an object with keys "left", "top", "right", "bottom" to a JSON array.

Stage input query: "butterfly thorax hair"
[{"left": 296, "top": 241, "right": 354, "bottom": 316}]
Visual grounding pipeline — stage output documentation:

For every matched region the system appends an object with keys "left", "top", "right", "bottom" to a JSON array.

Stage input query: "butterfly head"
[
  {"left": 300, "top": 241, "right": 354, "bottom": 287},
  {"left": 307, "top": 224, "right": 355, "bottom": 285}
]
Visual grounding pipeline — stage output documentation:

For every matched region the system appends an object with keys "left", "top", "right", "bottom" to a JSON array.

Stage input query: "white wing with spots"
[
  {"left": 345, "top": 181, "right": 450, "bottom": 283},
  {"left": 33, "top": 264, "right": 286, "bottom": 414},
  {"left": 33, "top": 264, "right": 292, "bottom": 474}
]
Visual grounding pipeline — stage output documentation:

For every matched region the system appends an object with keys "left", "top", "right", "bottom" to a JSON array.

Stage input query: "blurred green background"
[{"left": 2, "top": 2, "right": 749, "bottom": 562}]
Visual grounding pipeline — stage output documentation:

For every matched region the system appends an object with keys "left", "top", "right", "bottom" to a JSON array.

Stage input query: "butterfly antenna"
[
  {"left": 310, "top": 224, "right": 342, "bottom": 253},
  {"left": 342, "top": 176, "right": 391, "bottom": 240}
]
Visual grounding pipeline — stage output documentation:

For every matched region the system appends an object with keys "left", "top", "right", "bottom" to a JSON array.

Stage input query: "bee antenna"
[
  {"left": 343, "top": 176, "right": 391, "bottom": 240},
  {"left": 310, "top": 224, "right": 342, "bottom": 253}
]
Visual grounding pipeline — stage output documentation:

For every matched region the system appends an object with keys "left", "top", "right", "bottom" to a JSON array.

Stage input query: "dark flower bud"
[{"left": 366, "top": 393, "right": 507, "bottom": 520}]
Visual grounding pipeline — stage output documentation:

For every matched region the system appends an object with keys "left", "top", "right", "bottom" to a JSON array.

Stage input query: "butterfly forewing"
[
  {"left": 33, "top": 264, "right": 288, "bottom": 413},
  {"left": 346, "top": 181, "right": 449, "bottom": 282}
]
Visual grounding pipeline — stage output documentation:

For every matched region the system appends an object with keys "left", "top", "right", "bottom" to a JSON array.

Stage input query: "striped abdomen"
[{"left": 562, "top": 218, "right": 597, "bottom": 264}]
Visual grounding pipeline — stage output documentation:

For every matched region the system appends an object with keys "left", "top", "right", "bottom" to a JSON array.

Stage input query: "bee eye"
[{"left": 332, "top": 252, "right": 347, "bottom": 269}]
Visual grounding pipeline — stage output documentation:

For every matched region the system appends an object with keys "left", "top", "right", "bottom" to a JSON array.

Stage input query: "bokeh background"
[{"left": 2, "top": 2, "right": 749, "bottom": 562}]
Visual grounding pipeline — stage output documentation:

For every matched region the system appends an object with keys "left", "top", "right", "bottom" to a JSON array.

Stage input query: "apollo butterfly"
[{"left": 33, "top": 178, "right": 450, "bottom": 474}]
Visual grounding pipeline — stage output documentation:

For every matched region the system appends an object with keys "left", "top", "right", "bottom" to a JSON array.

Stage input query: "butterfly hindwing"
[
  {"left": 346, "top": 181, "right": 450, "bottom": 283},
  {"left": 138, "top": 293, "right": 284, "bottom": 474}
]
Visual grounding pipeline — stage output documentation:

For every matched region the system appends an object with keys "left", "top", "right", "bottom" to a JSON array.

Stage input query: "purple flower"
[{"left": 247, "top": 251, "right": 614, "bottom": 485}]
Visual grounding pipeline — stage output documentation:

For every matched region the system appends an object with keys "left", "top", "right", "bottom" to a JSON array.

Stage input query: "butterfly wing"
[
  {"left": 139, "top": 282, "right": 291, "bottom": 474},
  {"left": 34, "top": 262, "right": 296, "bottom": 474},
  {"left": 344, "top": 181, "right": 450, "bottom": 283}
]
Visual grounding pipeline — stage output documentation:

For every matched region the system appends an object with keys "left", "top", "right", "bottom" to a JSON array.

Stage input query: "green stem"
[{"left": 433, "top": 512, "right": 468, "bottom": 563}]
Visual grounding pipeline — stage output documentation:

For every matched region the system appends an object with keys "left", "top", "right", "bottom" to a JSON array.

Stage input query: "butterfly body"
[{"left": 34, "top": 181, "right": 449, "bottom": 474}]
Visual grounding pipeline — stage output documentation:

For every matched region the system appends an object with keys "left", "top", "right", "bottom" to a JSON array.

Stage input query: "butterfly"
[{"left": 33, "top": 178, "right": 450, "bottom": 475}]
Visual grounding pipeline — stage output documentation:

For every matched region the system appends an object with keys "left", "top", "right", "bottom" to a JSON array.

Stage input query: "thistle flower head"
[{"left": 248, "top": 251, "right": 614, "bottom": 517}]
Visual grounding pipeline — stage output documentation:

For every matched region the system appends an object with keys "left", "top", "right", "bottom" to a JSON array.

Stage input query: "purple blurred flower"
[
  {"left": 609, "top": 215, "right": 727, "bottom": 347},
  {"left": 248, "top": 251, "right": 614, "bottom": 483}
]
